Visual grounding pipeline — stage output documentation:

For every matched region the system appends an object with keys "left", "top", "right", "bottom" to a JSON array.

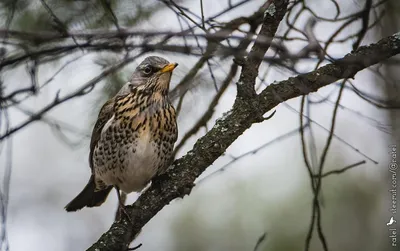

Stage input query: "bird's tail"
[{"left": 65, "top": 175, "right": 112, "bottom": 212}]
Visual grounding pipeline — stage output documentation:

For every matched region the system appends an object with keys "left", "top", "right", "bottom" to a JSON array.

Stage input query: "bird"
[
  {"left": 387, "top": 216, "right": 396, "bottom": 226},
  {"left": 65, "top": 56, "right": 178, "bottom": 213}
]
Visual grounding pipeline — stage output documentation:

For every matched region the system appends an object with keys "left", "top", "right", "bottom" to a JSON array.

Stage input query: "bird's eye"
[{"left": 143, "top": 65, "right": 153, "bottom": 75}]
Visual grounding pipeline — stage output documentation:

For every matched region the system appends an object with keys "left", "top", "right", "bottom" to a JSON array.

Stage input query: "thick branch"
[
  {"left": 258, "top": 31, "right": 400, "bottom": 106},
  {"left": 237, "top": 0, "right": 286, "bottom": 99}
]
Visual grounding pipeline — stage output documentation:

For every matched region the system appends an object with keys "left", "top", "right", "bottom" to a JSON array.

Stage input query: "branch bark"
[{"left": 86, "top": 4, "right": 400, "bottom": 251}]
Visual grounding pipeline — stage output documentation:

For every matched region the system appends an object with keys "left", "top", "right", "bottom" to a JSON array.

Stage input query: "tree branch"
[{"left": 87, "top": 12, "right": 400, "bottom": 251}]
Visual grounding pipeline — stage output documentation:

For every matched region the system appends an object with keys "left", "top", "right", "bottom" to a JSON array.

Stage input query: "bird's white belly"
[{"left": 99, "top": 131, "right": 160, "bottom": 193}]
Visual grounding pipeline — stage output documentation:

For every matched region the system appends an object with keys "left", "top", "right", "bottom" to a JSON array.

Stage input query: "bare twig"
[
  {"left": 353, "top": 0, "right": 373, "bottom": 50},
  {"left": 173, "top": 63, "right": 238, "bottom": 156},
  {"left": 253, "top": 233, "right": 267, "bottom": 251},
  {"left": 198, "top": 126, "right": 300, "bottom": 185},
  {"left": 0, "top": 55, "right": 141, "bottom": 141},
  {"left": 314, "top": 160, "right": 366, "bottom": 178}
]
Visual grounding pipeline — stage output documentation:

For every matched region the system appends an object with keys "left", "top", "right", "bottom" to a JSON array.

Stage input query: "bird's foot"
[{"left": 117, "top": 204, "right": 134, "bottom": 225}]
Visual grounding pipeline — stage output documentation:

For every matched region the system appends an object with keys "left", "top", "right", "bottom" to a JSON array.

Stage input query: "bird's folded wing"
[{"left": 88, "top": 98, "right": 115, "bottom": 170}]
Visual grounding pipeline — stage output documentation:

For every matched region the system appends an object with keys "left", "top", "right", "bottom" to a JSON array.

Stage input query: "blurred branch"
[
  {"left": 87, "top": 28, "right": 400, "bottom": 251},
  {"left": 314, "top": 160, "right": 366, "bottom": 178},
  {"left": 198, "top": 126, "right": 300, "bottom": 185},
  {"left": 0, "top": 55, "right": 140, "bottom": 141},
  {"left": 349, "top": 80, "right": 400, "bottom": 108},
  {"left": 39, "top": 0, "right": 68, "bottom": 35},
  {"left": 306, "top": 78, "right": 346, "bottom": 251},
  {"left": 253, "top": 233, "right": 267, "bottom": 251},
  {"left": 173, "top": 19, "right": 261, "bottom": 155},
  {"left": 289, "top": 98, "right": 379, "bottom": 164},
  {"left": 353, "top": 0, "right": 373, "bottom": 50},
  {"left": 0, "top": 31, "right": 297, "bottom": 71},
  {"left": 100, "top": 0, "right": 121, "bottom": 31},
  {"left": 170, "top": 2, "right": 274, "bottom": 100},
  {"left": 173, "top": 62, "right": 238, "bottom": 156},
  {"left": 162, "top": 0, "right": 205, "bottom": 30}
]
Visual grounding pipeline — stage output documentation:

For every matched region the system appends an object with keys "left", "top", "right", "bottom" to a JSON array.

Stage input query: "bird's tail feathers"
[{"left": 65, "top": 175, "right": 112, "bottom": 212}]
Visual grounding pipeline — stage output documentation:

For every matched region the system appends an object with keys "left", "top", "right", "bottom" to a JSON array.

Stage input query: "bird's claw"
[{"left": 117, "top": 204, "right": 134, "bottom": 225}]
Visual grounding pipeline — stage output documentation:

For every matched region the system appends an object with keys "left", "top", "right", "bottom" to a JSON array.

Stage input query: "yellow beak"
[{"left": 160, "top": 63, "right": 178, "bottom": 73}]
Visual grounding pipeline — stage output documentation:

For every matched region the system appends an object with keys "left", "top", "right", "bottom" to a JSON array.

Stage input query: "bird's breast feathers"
[{"left": 93, "top": 96, "right": 177, "bottom": 193}]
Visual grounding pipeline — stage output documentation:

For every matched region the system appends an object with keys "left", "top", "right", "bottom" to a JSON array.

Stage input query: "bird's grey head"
[
  {"left": 129, "top": 56, "right": 172, "bottom": 85},
  {"left": 125, "top": 56, "right": 178, "bottom": 95},
  {"left": 117, "top": 56, "right": 177, "bottom": 96}
]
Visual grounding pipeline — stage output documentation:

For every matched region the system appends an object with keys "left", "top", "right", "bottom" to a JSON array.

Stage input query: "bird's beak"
[{"left": 160, "top": 63, "right": 178, "bottom": 73}]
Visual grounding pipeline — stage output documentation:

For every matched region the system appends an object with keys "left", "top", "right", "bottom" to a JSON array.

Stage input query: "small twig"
[
  {"left": 170, "top": 5, "right": 273, "bottom": 100},
  {"left": 200, "top": 0, "right": 206, "bottom": 29},
  {"left": 315, "top": 160, "right": 366, "bottom": 178},
  {"left": 127, "top": 243, "right": 142, "bottom": 250},
  {"left": 352, "top": 0, "right": 372, "bottom": 50},
  {"left": 198, "top": 126, "right": 299, "bottom": 184},
  {"left": 163, "top": 0, "right": 205, "bottom": 31},
  {"left": 0, "top": 55, "right": 141, "bottom": 141},
  {"left": 101, "top": 0, "right": 121, "bottom": 30},
  {"left": 206, "top": 60, "right": 218, "bottom": 91},
  {"left": 39, "top": 0, "right": 82, "bottom": 50},
  {"left": 316, "top": 79, "right": 348, "bottom": 251},
  {"left": 174, "top": 63, "right": 238, "bottom": 155},
  {"left": 253, "top": 233, "right": 267, "bottom": 251},
  {"left": 328, "top": 0, "right": 341, "bottom": 20}
]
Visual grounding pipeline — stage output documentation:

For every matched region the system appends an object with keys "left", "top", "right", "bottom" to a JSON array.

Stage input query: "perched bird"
[{"left": 65, "top": 56, "right": 178, "bottom": 212}]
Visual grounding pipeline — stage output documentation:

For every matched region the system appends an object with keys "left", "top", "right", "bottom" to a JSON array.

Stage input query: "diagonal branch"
[{"left": 87, "top": 29, "right": 400, "bottom": 251}]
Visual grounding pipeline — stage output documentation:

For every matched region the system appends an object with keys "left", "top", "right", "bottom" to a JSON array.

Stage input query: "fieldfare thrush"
[{"left": 65, "top": 56, "right": 178, "bottom": 212}]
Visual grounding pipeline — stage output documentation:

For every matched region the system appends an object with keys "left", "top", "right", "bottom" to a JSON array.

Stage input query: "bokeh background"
[{"left": 0, "top": 0, "right": 398, "bottom": 250}]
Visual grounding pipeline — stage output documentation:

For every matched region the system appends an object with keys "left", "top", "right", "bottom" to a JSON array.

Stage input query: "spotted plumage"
[{"left": 65, "top": 56, "right": 178, "bottom": 212}]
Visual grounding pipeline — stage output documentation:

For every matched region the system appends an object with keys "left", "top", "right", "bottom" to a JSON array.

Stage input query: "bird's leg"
[
  {"left": 114, "top": 189, "right": 127, "bottom": 221},
  {"left": 115, "top": 186, "right": 133, "bottom": 224}
]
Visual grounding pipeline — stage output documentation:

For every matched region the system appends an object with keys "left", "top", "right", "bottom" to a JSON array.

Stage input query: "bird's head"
[{"left": 129, "top": 56, "right": 178, "bottom": 96}]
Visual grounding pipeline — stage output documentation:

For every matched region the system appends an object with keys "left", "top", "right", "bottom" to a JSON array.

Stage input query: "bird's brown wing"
[
  {"left": 88, "top": 98, "right": 115, "bottom": 170},
  {"left": 65, "top": 98, "right": 116, "bottom": 211}
]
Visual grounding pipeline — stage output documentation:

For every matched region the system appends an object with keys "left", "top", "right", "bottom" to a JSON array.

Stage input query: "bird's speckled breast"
[{"left": 92, "top": 93, "right": 177, "bottom": 193}]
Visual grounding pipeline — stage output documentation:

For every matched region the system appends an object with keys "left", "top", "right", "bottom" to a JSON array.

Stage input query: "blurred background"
[{"left": 0, "top": 0, "right": 398, "bottom": 250}]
